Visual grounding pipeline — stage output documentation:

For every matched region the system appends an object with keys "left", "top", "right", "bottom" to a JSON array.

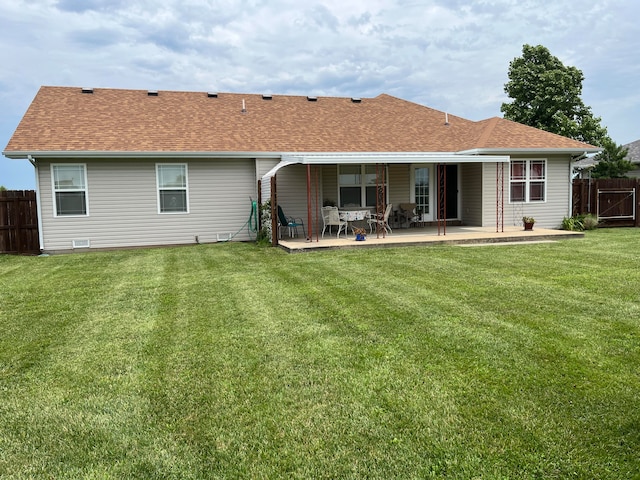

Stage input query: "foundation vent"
[{"left": 72, "top": 239, "right": 90, "bottom": 249}]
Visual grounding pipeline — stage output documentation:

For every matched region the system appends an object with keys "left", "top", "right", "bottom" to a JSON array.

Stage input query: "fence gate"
[
  {"left": 572, "top": 179, "right": 640, "bottom": 227},
  {"left": 597, "top": 188, "right": 636, "bottom": 222},
  {"left": 0, "top": 190, "right": 40, "bottom": 254}
]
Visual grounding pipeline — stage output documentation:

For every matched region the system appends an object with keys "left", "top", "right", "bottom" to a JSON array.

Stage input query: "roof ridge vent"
[
  {"left": 207, "top": 92, "right": 218, "bottom": 98},
  {"left": 351, "top": 97, "right": 362, "bottom": 103},
  {"left": 262, "top": 94, "right": 273, "bottom": 100},
  {"left": 307, "top": 96, "right": 318, "bottom": 102},
  {"left": 81, "top": 87, "right": 94, "bottom": 94},
  {"left": 147, "top": 90, "right": 158, "bottom": 96}
]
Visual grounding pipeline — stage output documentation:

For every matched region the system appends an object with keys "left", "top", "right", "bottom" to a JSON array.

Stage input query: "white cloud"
[{"left": 1, "top": 0, "right": 639, "bottom": 188}]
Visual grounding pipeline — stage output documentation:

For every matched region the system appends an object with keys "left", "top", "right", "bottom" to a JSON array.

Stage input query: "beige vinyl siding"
[
  {"left": 321, "top": 165, "right": 338, "bottom": 206},
  {"left": 461, "top": 163, "right": 482, "bottom": 225},
  {"left": 38, "top": 158, "right": 257, "bottom": 252},
  {"left": 482, "top": 156, "right": 571, "bottom": 229},
  {"left": 388, "top": 164, "right": 409, "bottom": 208}
]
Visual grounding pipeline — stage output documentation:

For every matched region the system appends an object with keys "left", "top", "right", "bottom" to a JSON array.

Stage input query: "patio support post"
[
  {"left": 271, "top": 175, "right": 278, "bottom": 247},
  {"left": 496, "top": 162, "right": 504, "bottom": 232},
  {"left": 437, "top": 164, "right": 447, "bottom": 236},
  {"left": 306, "top": 164, "right": 312, "bottom": 241},
  {"left": 375, "top": 163, "right": 386, "bottom": 238},
  {"left": 437, "top": 165, "right": 440, "bottom": 235},
  {"left": 314, "top": 166, "right": 319, "bottom": 242}
]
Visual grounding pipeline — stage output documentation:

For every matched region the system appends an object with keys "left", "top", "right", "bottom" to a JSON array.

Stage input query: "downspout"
[
  {"left": 306, "top": 164, "right": 312, "bottom": 241},
  {"left": 27, "top": 155, "right": 44, "bottom": 252},
  {"left": 569, "top": 154, "right": 583, "bottom": 218}
]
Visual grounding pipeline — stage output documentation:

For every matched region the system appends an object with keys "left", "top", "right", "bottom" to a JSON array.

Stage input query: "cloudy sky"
[{"left": 1, "top": 0, "right": 638, "bottom": 189}]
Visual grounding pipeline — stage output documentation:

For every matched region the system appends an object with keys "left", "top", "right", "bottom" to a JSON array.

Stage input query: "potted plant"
[
  {"left": 352, "top": 227, "right": 367, "bottom": 241},
  {"left": 522, "top": 216, "right": 536, "bottom": 231}
]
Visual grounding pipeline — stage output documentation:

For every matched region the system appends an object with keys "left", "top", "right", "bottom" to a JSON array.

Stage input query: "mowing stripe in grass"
[{"left": 1, "top": 231, "right": 639, "bottom": 478}]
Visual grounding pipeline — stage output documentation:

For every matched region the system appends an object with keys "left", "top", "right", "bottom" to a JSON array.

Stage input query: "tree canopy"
[
  {"left": 501, "top": 44, "right": 634, "bottom": 178},
  {"left": 501, "top": 44, "right": 609, "bottom": 147},
  {"left": 591, "top": 139, "right": 634, "bottom": 178}
]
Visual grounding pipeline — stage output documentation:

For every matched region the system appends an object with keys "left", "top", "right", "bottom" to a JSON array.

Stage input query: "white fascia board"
[
  {"left": 2, "top": 151, "right": 282, "bottom": 160},
  {"left": 6, "top": 150, "right": 521, "bottom": 164},
  {"left": 457, "top": 147, "right": 602, "bottom": 156},
  {"left": 283, "top": 152, "right": 510, "bottom": 164}
]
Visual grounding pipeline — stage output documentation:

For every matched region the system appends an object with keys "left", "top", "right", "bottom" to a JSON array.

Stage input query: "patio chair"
[
  {"left": 321, "top": 206, "right": 347, "bottom": 238},
  {"left": 367, "top": 204, "right": 393, "bottom": 234},
  {"left": 277, "top": 205, "right": 306, "bottom": 239}
]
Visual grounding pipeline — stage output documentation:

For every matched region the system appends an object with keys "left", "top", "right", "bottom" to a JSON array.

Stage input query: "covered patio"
[
  {"left": 263, "top": 152, "right": 514, "bottom": 248},
  {"left": 277, "top": 225, "right": 583, "bottom": 252}
]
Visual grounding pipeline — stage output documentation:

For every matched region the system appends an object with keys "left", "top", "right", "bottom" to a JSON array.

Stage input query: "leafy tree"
[
  {"left": 501, "top": 44, "right": 608, "bottom": 147},
  {"left": 591, "top": 139, "right": 634, "bottom": 178}
]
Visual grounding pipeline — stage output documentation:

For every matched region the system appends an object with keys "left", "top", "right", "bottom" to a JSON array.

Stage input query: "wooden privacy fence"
[
  {"left": 0, "top": 190, "right": 40, "bottom": 254},
  {"left": 573, "top": 179, "right": 640, "bottom": 227}
]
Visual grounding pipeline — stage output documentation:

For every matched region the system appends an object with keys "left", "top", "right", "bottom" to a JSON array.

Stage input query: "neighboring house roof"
[
  {"left": 572, "top": 155, "right": 599, "bottom": 171},
  {"left": 572, "top": 138, "right": 639, "bottom": 174},
  {"left": 3, "top": 86, "right": 599, "bottom": 158},
  {"left": 625, "top": 139, "right": 640, "bottom": 164}
]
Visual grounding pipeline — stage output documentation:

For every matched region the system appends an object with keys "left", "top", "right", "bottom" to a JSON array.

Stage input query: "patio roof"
[
  {"left": 281, "top": 152, "right": 511, "bottom": 164},
  {"left": 261, "top": 151, "right": 510, "bottom": 199}
]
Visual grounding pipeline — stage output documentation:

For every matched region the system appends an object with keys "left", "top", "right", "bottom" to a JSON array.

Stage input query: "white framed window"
[
  {"left": 156, "top": 164, "right": 189, "bottom": 213},
  {"left": 510, "top": 159, "right": 546, "bottom": 203},
  {"left": 338, "top": 164, "right": 387, "bottom": 207},
  {"left": 52, "top": 164, "right": 88, "bottom": 216}
]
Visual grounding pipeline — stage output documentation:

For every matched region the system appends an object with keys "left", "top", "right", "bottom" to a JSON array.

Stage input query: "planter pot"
[{"left": 524, "top": 222, "right": 534, "bottom": 231}]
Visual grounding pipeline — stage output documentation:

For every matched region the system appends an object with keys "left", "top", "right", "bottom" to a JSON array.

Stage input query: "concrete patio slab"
[{"left": 277, "top": 226, "right": 583, "bottom": 252}]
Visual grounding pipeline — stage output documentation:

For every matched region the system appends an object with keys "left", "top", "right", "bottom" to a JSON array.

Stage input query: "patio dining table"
[{"left": 339, "top": 209, "right": 370, "bottom": 235}]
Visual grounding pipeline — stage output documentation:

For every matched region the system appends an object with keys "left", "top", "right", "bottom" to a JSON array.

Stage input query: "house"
[
  {"left": 624, "top": 139, "right": 640, "bottom": 178},
  {"left": 3, "top": 86, "right": 600, "bottom": 253}
]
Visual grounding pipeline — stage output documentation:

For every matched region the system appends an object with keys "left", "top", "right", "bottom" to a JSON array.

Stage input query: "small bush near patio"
[
  {"left": 562, "top": 213, "right": 599, "bottom": 231},
  {"left": 0, "top": 229, "right": 639, "bottom": 478}
]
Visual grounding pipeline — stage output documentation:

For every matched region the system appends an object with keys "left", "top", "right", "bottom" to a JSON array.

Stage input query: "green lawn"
[{"left": 1, "top": 229, "right": 639, "bottom": 479}]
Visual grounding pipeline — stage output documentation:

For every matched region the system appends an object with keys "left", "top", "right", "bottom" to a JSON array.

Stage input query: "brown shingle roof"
[
  {"left": 624, "top": 139, "right": 640, "bottom": 164},
  {"left": 4, "top": 86, "right": 597, "bottom": 155},
  {"left": 472, "top": 116, "right": 597, "bottom": 150}
]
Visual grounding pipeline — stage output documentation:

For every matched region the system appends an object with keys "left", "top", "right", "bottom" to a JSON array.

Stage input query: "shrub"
[
  {"left": 562, "top": 216, "right": 583, "bottom": 231},
  {"left": 258, "top": 201, "right": 273, "bottom": 244},
  {"left": 562, "top": 214, "right": 598, "bottom": 231},
  {"left": 582, "top": 214, "right": 599, "bottom": 230}
]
